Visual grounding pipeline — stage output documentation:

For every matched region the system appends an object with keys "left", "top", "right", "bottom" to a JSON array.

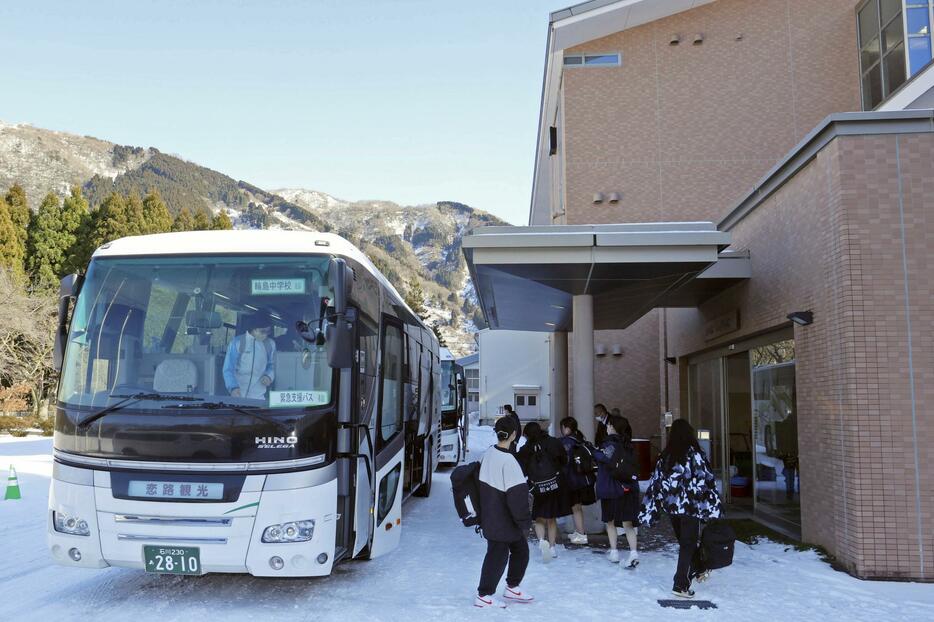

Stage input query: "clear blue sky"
[{"left": 0, "top": 0, "right": 562, "bottom": 225}]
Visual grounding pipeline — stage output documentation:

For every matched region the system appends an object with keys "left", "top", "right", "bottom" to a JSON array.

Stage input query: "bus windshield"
[
  {"left": 58, "top": 254, "right": 334, "bottom": 413},
  {"left": 440, "top": 360, "right": 456, "bottom": 411}
]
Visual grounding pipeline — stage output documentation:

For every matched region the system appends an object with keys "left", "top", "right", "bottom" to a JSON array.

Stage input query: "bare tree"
[{"left": 0, "top": 270, "right": 57, "bottom": 414}]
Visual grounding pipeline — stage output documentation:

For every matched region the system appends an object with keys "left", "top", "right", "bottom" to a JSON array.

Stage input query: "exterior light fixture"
[
  {"left": 787, "top": 311, "right": 813, "bottom": 326},
  {"left": 607, "top": 192, "right": 621, "bottom": 204},
  {"left": 693, "top": 33, "right": 704, "bottom": 45},
  {"left": 593, "top": 192, "right": 605, "bottom": 204},
  {"left": 611, "top": 345, "right": 622, "bottom": 356},
  {"left": 595, "top": 344, "right": 607, "bottom": 356},
  {"left": 669, "top": 34, "right": 681, "bottom": 45}
]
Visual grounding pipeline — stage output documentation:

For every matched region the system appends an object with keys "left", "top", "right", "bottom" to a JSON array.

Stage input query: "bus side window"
[{"left": 378, "top": 322, "right": 404, "bottom": 445}]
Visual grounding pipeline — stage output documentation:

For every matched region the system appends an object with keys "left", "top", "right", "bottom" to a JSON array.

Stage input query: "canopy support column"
[
  {"left": 550, "top": 331, "right": 568, "bottom": 435},
  {"left": 572, "top": 295, "right": 595, "bottom": 441}
]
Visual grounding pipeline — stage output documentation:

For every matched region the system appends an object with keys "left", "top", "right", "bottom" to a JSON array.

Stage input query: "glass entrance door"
[
  {"left": 725, "top": 352, "right": 754, "bottom": 508},
  {"left": 688, "top": 359, "right": 725, "bottom": 496},
  {"left": 688, "top": 332, "right": 800, "bottom": 534},
  {"left": 751, "top": 340, "right": 800, "bottom": 534}
]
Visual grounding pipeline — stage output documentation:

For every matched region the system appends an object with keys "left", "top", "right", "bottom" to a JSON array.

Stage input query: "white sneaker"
[
  {"left": 626, "top": 551, "right": 639, "bottom": 568},
  {"left": 539, "top": 540, "right": 552, "bottom": 563},
  {"left": 568, "top": 532, "right": 588, "bottom": 545},
  {"left": 474, "top": 594, "right": 506, "bottom": 608},
  {"left": 503, "top": 586, "right": 534, "bottom": 603},
  {"left": 550, "top": 544, "right": 557, "bottom": 559},
  {"left": 607, "top": 549, "right": 620, "bottom": 563}
]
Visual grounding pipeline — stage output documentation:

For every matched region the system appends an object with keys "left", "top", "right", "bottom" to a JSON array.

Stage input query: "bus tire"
[{"left": 414, "top": 444, "right": 432, "bottom": 498}]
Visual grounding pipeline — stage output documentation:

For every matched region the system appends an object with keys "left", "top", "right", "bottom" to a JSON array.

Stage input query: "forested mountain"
[{"left": 0, "top": 121, "right": 506, "bottom": 355}]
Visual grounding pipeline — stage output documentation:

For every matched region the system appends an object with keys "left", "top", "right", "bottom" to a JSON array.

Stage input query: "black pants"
[
  {"left": 477, "top": 538, "right": 529, "bottom": 597},
  {"left": 669, "top": 515, "right": 705, "bottom": 590}
]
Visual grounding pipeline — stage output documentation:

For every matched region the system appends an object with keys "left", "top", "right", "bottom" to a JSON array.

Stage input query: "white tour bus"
[
  {"left": 48, "top": 230, "right": 440, "bottom": 577},
  {"left": 438, "top": 348, "right": 467, "bottom": 465}
]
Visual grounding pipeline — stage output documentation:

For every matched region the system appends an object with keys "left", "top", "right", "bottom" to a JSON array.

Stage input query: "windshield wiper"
[
  {"left": 168, "top": 401, "right": 294, "bottom": 434},
  {"left": 76, "top": 392, "right": 200, "bottom": 429}
]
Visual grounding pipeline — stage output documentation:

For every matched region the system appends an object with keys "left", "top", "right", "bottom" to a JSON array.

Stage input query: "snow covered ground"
[{"left": 2, "top": 431, "right": 933, "bottom": 621}]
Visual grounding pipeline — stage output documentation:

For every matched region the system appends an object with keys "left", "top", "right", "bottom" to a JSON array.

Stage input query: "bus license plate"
[{"left": 143, "top": 545, "right": 201, "bottom": 575}]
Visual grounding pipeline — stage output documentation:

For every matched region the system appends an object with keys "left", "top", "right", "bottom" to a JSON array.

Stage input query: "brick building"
[{"left": 465, "top": 0, "right": 934, "bottom": 579}]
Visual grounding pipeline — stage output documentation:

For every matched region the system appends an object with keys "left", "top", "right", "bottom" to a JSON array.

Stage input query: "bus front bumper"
[{"left": 48, "top": 467, "right": 339, "bottom": 577}]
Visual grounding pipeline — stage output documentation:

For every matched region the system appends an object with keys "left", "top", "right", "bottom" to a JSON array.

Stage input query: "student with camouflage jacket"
[{"left": 639, "top": 419, "right": 722, "bottom": 599}]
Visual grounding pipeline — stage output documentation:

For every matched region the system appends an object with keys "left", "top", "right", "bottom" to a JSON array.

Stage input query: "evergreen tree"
[
  {"left": 142, "top": 189, "right": 172, "bottom": 234},
  {"left": 404, "top": 279, "right": 427, "bottom": 319},
  {"left": 172, "top": 207, "right": 194, "bottom": 232},
  {"left": 0, "top": 197, "right": 25, "bottom": 279},
  {"left": 60, "top": 187, "right": 90, "bottom": 275},
  {"left": 191, "top": 210, "right": 212, "bottom": 231},
  {"left": 431, "top": 324, "right": 447, "bottom": 347},
  {"left": 91, "top": 193, "right": 130, "bottom": 249},
  {"left": 125, "top": 192, "right": 146, "bottom": 236},
  {"left": 4, "top": 184, "right": 30, "bottom": 250},
  {"left": 26, "top": 192, "right": 68, "bottom": 288},
  {"left": 212, "top": 211, "right": 233, "bottom": 230}
]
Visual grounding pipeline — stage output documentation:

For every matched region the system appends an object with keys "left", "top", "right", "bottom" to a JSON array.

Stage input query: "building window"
[
  {"left": 563, "top": 52, "right": 621, "bottom": 67},
  {"left": 907, "top": 1, "right": 934, "bottom": 73},
  {"left": 858, "top": 0, "right": 908, "bottom": 109}
]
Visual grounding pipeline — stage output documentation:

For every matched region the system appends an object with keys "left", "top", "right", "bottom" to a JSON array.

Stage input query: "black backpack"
[
  {"left": 610, "top": 444, "right": 639, "bottom": 491},
  {"left": 569, "top": 439, "right": 595, "bottom": 476},
  {"left": 526, "top": 442, "right": 560, "bottom": 494},
  {"left": 700, "top": 519, "right": 735, "bottom": 569},
  {"left": 451, "top": 462, "right": 482, "bottom": 530}
]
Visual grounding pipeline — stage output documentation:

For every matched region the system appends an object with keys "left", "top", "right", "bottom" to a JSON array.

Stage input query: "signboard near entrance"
[{"left": 704, "top": 310, "right": 740, "bottom": 341}]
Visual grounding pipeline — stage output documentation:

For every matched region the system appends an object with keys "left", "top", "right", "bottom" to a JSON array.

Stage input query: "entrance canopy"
[{"left": 463, "top": 223, "right": 749, "bottom": 331}]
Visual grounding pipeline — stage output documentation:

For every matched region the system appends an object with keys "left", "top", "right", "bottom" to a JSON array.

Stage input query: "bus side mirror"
[
  {"left": 53, "top": 274, "right": 82, "bottom": 372},
  {"left": 327, "top": 307, "right": 355, "bottom": 369},
  {"left": 328, "top": 257, "right": 353, "bottom": 315}
]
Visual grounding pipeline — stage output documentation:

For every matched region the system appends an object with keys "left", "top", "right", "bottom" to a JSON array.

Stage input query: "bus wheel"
[{"left": 414, "top": 447, "right": 432, "bottom": 498}]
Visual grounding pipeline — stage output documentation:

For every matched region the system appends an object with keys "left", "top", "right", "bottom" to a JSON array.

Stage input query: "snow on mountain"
[{"left": 0, "top": 121, "right": 151, "bottom": 209}]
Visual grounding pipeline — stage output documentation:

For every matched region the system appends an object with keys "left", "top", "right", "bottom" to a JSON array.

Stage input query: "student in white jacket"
[{"left": 474, "top": 416, "right": 535, "bottom": 609}]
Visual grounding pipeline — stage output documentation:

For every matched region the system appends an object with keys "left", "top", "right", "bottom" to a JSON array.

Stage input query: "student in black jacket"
[
  {"left": 594, "top": 403, "right": 609, "bottom": 446},
  {"left": 475, "top": 416, "right": 534, "bottom": 608},
  {"left": 517, "top": 422, "right": 568, "bottom": 563},
  {"left": 502, "top": 404, "right": 521, "bottom": 453}
]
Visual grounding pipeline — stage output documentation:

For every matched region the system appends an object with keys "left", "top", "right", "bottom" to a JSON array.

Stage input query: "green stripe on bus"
[{"left": 223, "top": 502, "right": 259, "bottom": 515}]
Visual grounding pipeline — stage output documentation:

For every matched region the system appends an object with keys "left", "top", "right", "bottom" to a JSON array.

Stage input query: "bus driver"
[{"left": 223, "top": 314, "right": 277, "bottom": 399}]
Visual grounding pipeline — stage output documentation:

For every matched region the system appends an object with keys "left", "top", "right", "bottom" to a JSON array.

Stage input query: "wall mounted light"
[
  {"left": 787, "top": 311, "right": 814, "bottom": 326},
  {"left": 611, "top": 345, "right": 623, "bottom": 356},
  {"left": 607, "top": 192, "right": 621, "bottom": 204},
  {"left": 595, "top": 344, "right": 607, "bottom": 356},
  {"left": 593, "top": 192, "right": 605, "bottom": 204},
  {"left": 693, "top": 33, "right": 704, "bottom": 45},
  {"left": 669, "top": 34, "right": 681, "bottom": 45}
]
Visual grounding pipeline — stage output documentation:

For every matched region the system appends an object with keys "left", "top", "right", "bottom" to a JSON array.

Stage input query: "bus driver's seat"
[{"left": 153, "top": 359, "right": 199, "bottom": 394}]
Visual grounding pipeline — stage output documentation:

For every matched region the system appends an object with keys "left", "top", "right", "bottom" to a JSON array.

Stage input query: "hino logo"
[{"left": 255, "top": 436, "right": 298, "bottom": 449}]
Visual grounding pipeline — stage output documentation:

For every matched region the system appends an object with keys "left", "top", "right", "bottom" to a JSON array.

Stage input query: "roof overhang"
[
  {"left": 463, "top": 222, "right": 747, "bottom": 331},
  {"left": 531, "top": 0, "right": 717, "bottom": 225}
]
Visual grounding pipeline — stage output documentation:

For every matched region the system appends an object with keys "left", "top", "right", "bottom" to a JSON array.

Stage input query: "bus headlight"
[
  {"left": 262, "top": 519, "right": 315, "bottom": 543},
  {"left": 53, "top": 511, "right": 90, "bottom": 536}
]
